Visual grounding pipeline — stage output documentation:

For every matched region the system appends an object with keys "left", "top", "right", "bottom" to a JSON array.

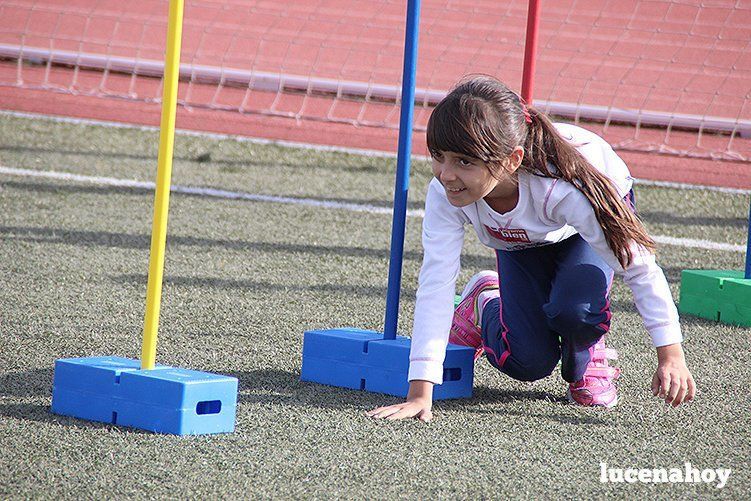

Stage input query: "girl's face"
[{"left": 431, "top": 149, "right": 522, "bottom": 207}]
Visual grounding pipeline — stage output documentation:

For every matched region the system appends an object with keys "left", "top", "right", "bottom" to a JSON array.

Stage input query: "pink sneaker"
[
  {"left": 567, "top": 337, "right": 621, "bottom": 408},
  {"left": 449, "top": 270, "right": 499, "bottom": 360}
]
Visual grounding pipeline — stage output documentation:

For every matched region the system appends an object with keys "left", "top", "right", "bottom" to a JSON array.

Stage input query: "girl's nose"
[{"left": 439, "top": 164, "right": 457, "bottom": 182}]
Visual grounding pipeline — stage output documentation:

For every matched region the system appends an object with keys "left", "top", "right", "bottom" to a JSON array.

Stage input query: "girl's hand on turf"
[
  {"left": 366, "top": 400, "right": 433, "bottom": 422},
  {"left": 652, "top": 343, "right": 696, "bottom": 407},
  {"left": 366, "top": 380, "right": 433, "bottom": 422}
]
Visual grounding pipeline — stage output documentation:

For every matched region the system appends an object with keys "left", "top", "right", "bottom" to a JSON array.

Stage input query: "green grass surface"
[{"left": 1, "top": 113, "right": 750, "bottom": 499}]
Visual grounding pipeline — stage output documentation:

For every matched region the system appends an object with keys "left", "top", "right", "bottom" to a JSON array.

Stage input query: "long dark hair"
[{"left": 426, "top": 75, "right": 655, "bottom": 268}]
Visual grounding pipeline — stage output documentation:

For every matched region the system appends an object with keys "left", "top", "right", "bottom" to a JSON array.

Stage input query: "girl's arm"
[
  {"left": 367, "top": 179, "right": 466, "bottom": 420},
  {"left": 548, "top": 187, "right": 696, "bottom": 406}
]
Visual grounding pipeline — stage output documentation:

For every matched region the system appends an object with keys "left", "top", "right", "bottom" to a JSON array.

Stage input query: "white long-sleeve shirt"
[{"left": 408, "top": 123, "right": 682, "bottom": 385}]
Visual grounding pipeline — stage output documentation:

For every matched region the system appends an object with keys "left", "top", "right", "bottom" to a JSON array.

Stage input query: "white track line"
[
  {"left": 0, "top": 166, "right": 422, "bottom": 217},
  {"left": 2, "top": 109, "right": 750, "bottom": 195},
  {"left": 633, "top": 178, "right": 750, "bottom": 195},
  {"left": 651, "top": 236, "right": 745, "bottom": 253},
  {"left": 1, "top": 165, "right": 746, "bottom": 253}
]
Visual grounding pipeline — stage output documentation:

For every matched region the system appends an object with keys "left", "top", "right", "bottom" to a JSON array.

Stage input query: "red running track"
[
  {"left": 3, "top": 85, "right": 749, "bottom": 189},
  {"left": 0, "top": 0, "right": 749, "bottom": 188}
]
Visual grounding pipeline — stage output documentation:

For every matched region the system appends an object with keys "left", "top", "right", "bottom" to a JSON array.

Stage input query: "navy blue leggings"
[{"left": 480, "top": 233, "right": 614, "bottom": 383}]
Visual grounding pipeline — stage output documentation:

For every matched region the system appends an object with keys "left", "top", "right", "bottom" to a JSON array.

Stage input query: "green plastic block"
[
  {"left": 679, "top": 270, "right": 751, "bottom": 327},
  {"left": 454, "top": 294, "right": 461, "bottom": 308},
  {"left": 720, "top": 278, "right": 751, "bottom": 326}
]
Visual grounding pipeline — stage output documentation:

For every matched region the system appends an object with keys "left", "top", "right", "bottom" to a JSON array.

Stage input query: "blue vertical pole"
[
  {"left": 384, "top": 0, "right": 421, "bottom": 340},
  {"left": 745, "top": 198, "right": 751, "bottom": 279}
]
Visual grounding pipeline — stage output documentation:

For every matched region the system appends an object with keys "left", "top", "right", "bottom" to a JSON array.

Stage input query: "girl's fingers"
[
  {"left": 380, "top": 406, "right": 408, "bottom": 419},
  {"left": 670, "top": 378, "right": 689, "bottom": 407},
  {"left": 386, "top": 404, "right": 424, "bottom": 420},
  {"left": 418, "top": 409, "right": 433, "bottom": 422},
  {"left": 368, "top": 403, "right": 431, "bottom": 421},
  {"left": 676, "top": 375, "right": 695, "bottom": 404},
  {"left": 686, "top": 376, "right": 697, "bottom": 402},
  {"left": 659, "top": 372, "right": 671, "bottom": 399},
  {"left": 367, "top": 404, "right": 404, "bottom": 419},
  {"left": 385, "top": 408, "right": 414, "bottom": 420},
  {"left": 366, "top": 405, "right": 392, "bottom": 417},
  {"left": 677, "top": 381, "right": 690, "bottom": 407},
  {"left": 651, "top": 372, "right": 660, "bottom": 396},
  {"left": 365, "top": 407, "right": 386, "bottom": 417},
  {"left": 666, "top": 376, "right": 681, "bottom": 405}
]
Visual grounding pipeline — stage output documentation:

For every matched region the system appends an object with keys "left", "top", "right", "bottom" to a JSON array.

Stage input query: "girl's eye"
[
  {"left": 430, "top": 150, "right": 443, "bottom": 160},
  {"left": 458, "top": 158, "right": 473, "bottom": 166}
]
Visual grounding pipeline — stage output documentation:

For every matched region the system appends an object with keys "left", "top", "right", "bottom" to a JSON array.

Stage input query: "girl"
[{"left": 367, "top": 76, "right": 696, "bottom": 421}]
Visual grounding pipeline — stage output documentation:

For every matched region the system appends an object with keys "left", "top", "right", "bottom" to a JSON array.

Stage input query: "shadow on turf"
[
  {"left": 0, "top": 402, "right": 160, "bottom": 434},
  {"left": 0, "top": 225, "right": 703, "bottom": 288},
  {"left": 0, "top": 368, "right": 54, "bottom": 398},
  {"left": 0, "top": 368, "right": 158, "bottom": 433},
  {"left": 2, "top": 223, "right": 490, "bottom": 266},
  {"left": 113, "top": 273, "right": 413, "bottom": 298},
  {"left": 119, "top": 273, "right": 640, "bottom": 313},
  {"left": 454, "top": 386, "right": 607, "bottom": 425},
  {"left": 1, "top": 365, "right": 638, "bottom": 427},
  {"left": 228, "top": 368, "right": 607, "bottom": 425}
]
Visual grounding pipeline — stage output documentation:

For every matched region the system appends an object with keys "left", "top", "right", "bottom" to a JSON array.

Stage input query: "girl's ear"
[{"left": 506, "top": 146, "right": 524, "bottom": 174}]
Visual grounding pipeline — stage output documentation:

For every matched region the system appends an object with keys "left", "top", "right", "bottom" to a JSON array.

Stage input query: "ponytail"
[{"left": 522, "top": 107, "right": 655, "bottom": 268}]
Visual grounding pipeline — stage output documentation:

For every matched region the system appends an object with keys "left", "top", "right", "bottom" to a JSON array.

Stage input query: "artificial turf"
[{"left": 0, "top": 113, "right": 749, "bottom": 499}]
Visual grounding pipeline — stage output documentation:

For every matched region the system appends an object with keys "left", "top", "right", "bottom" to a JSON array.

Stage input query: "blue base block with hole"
[
  {"left": 300, "top": 328, "right": 474, "bottom": 399},
  {"left": 51, "top": 356, "right": 238, "bottom": 435}
]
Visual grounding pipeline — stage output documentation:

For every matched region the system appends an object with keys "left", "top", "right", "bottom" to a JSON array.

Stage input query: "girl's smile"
[{"left": 430, "top": 149, "right": 522, "bottom": 210}]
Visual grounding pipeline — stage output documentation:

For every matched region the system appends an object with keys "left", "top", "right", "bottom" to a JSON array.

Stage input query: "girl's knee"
[
  {"left": 544, "top": 301, "right": 607, "bottom": 336},
  {"left": 500, "top": 356, "right": 559, "bottom": 382}
]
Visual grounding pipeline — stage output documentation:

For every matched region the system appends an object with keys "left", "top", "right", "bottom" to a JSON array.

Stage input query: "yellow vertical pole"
[{"left": 141, "top": 0, "right": 184, "bottom": 370}]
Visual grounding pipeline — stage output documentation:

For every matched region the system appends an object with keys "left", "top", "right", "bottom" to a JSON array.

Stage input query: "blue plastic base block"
[
  {"left": 51, "top": 356, "right": 238, "bottom": 435},
  {"left": 300, "top": 328, "right": 474, "bottom": 399}
]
